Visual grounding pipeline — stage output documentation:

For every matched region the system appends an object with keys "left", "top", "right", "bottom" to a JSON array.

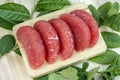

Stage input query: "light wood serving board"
[
  {"left": 13, "top": 3, "right": 107, "bottom": 78},
  {"left": 0, "top": 3, "right": 107, "bottom": 80}
]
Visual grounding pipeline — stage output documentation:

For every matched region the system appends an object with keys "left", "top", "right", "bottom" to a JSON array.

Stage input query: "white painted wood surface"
[{"left": 0, "top": 0, "right": 120, "bottom": 80}]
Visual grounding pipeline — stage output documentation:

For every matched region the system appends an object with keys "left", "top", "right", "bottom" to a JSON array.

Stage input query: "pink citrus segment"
[
  {"left": 34, "top": 20, "right": 60, "bottom": 64},
  {"left": 71, "top": 10, "right": 99, "bottom": 47},
  {"left": 17, "top": 26, "right": 46, "bottom": 69},
  {"left": 49, "top": 18, "right": 74, "bottom": 60},
  {"left": 60, "top": 13, "right": 91, "bottom": 51}
]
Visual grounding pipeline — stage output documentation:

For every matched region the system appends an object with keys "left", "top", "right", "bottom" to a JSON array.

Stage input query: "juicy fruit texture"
[
  {"left": 16, "top": 9, "right": 100, "bottom": 70},
  {"left": 34, "top": 20, "right": 60, "bottom": 64},
  {"left": 17, "top": 26, "right": 45, "bottom": 69},
  {"left": 49, "top": 18, "right": 74, "bottom": 60},
  {"left": 60, "top": 14, "right": 91, "bottom": 51},
  {"left": 71, "top": 10, "right": 99, "bottom": 47}
]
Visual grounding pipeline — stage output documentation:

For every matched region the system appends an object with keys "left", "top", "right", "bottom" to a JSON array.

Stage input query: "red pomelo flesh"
[
  {"left": 60, "top": 14, "right": 91, "bottom": 51},
  {"left": 49, "top": 18, "right": 74, "bottom": 60},
  {"left": 71, "top": 10, "right": 99, "bottom": 47},
  {"left": 34, "top": 20, "right": 60, "bottom": 64},
  {"left": 17, "top": 26, "right": 46, "bottom": 69}
]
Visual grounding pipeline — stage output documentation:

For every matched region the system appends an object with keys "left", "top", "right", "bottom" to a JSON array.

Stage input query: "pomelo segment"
[
  {"left": 34, "top": 20, "right": 60, "bottom": 64},
  {"left": 17, "top": 26, "right": 46, "bottom": 69},
  {"left": 60, "top": 14, "right": 91, "bottom": 51},
  {"left": 49, "top": 18, "right": 74, "bottom": 60},
  {"left": 71, "top": 10, "right": 99, "bottom": 47}
]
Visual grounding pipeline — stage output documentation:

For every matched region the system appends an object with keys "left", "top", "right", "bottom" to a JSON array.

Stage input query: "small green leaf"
[
  {"left": 107, "top": 55, "right": 120, "bottom": 69},
  {"left": 112, "top": 2, "right": 119, "bottom": 11},
  {"left": 108, "top": 14, "right": 120, "bottom": 32},
  {"left": 102, "top": 32, "right": 120, "bottom": 48},
  {"left": 87, "top": 67, "right": 100, "bottom": 80},
  {"left": 0, "top": 35, "right": 15, "bottom": 57},
  {"left": 34, "top": 75, "right": 48, "bottom": 80},
  {"left": 111, "top": 65, "right": 120, "bottom": 76},
  {"left": 108, "top": 2, "right": 119, "bottom": 17},
  {"left": 89, "top": 49, "right": 119, "bottom": 64},
  {"left": 102, "top": 65, "right": 120, "bottom": 80},
  {"left": 78, "top": 73, "right": 87, "bottom": 80},
  {"left": 101, "top": 72, "right": 114, "bottom": 80},
  {"left": 98, "top": 2, "right": 112, "bottom": 20},
  {"left": 108, "top": 8, "right": 118, "bottom": 17},
  {"left": 0, "top": 3, "right": 31, "bottom": 21},
  {"left": 35, "top": 0, "right": 70, "bottom": 11},
  {"left": 14, "top": 48, "right": 22, "bottom": 56},
  {"left": 59, "top": 67, "right": 78, "bottom": 80},
  {"left": 82, "top": 62, "right": 89, "bottom": 72},
  {"left": 0, "top": 17, "right": 16, "bottom": 30},
  {"left": 49, "top": 73, "right": 63, "bottom": 80}
]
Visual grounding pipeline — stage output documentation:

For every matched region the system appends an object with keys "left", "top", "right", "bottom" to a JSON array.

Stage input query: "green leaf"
[
  {"left": 78, "top": 73, "right": 87, "bottom": 80},
  {"left": 112, "top": 2, "right": 119, "bottom": 11},
  {"left": 87, "top": 67, "right": 100, "bottom": 80},
  {"left": 35, "top": 0, "right": 70, "bottom": 11},
  {"left": 0, "top": 35, "right": 15, "bottom": 57},
  {"left": 34, "top": 75, "right": 48, "bottom": 80},
  {"left": 59, "top": 67, "right": 78, "bottom": 80},
  {"left": 110, "top": 65, "right": 120, "bottom": 76},
  {"left": 88, "top": 5, "right": 101, "bottom": 26},
  {"left": 0, "top": 17, "right": 16, "bottom": 30},
  {"left": 49, "top": 73, "right": 63, "bottom": 80},
  {"left": 89, "top": 49, "right": 119, "bottom": 64},
  {"left": 101, "top": 72, "right": 114, "bottom": 80},
  {"left": 108, "top": 8, "right": 118, "bottom": 17},
  {"left": 14, "top": 48, "right": 22, "bottom": 56},
  {"left": 108, "top": 14, "right": 120, "bottom": 32},
  {"left": 99, "top": 55, "right": 120, "bottom": 80},
  {"left": 102, "top": 32, "right": 120, "bottom": 48},
  {"left": 107, "top": 55, "right": 120, "bottom": 69},
  {"left": 108, "top": 2, "right": 119, "bottom": 17},
  {"left": 37, "top": 10, "right": 52, "bottom": 17},
  {"left": 0, "top": 3, "right": 31, "bottom": 21},
  {"left": 101, "top": 65, "right": 120, "bottom": 80},
  {"left": 82, "top": 62, "right": 89, "bottom": 72},
  {"left": 98, "top": 2, "right": 112, "bottom": 20},
  {"left": 77, "top": 62, "right": 89, "bottom": 80}
]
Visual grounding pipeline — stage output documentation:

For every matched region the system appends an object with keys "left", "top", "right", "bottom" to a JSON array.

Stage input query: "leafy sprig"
[
  {"left": 34, "top": 62, "right": 99, "bottom": 80},
  {"left": 88, "top": 2, "right": 120, "bottom": 32}
]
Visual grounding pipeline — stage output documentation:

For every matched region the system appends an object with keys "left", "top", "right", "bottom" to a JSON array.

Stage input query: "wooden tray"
[{"left": 13, "top": 3, "right": 107, "bottom": 78}]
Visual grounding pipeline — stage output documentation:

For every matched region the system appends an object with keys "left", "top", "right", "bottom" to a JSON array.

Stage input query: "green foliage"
[
  {"left": 35, "top": 0, "right": 70, "bottom": 16},
  {"left": 49, "top": 73, "right": 63, "bottom": 80},
  {"left": 0, "top": 35, "right": 15, "bottom": 57},
  {"left": 59, "top": 67, "right": 79, "bottom": 80},
  {"left": 89, "top": 49, "right": 119, "bottom": 64},
  {"left": 88, "top": 2, "right": 120, "bottom": 31},
  {"left": 87, "top": 67, "right": 99, "bottom": 80},
  {"left": 14, "top": 48, "right": 22, "bottom": 56},
  {"left": 102, "top": 32, "right": 120, "bottom": 48},
  {"left": 0, "top": 3, "right": 31, "bottom": 30},
  {"left": 0, "top": 3, "right": 31, "bottom": 21}
]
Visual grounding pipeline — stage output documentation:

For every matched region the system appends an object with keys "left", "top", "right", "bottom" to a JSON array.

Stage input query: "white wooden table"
[{"left": 0, "top": 0, "right": 120, "bottom": 80}]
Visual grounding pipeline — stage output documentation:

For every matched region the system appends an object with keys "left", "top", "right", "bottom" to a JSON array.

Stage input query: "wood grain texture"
[{"left": 13, "top": 3, "right": 107, "bottom": 78}]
